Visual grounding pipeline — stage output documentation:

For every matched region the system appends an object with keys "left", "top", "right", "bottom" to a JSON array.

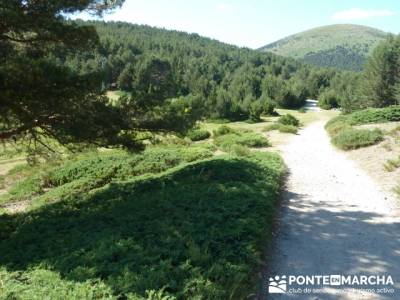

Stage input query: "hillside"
[
  {"left": 259, "top": 24, "right": 388, "bottom": 71},
  {"left": 63, "top": 21, "right": 347, "bottom": 119}
]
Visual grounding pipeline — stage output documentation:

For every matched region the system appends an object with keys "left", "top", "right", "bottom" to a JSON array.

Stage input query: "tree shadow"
[
  {"left": 260, "top": 190, "right": 400, "bottom": 300},
  {"left": 0, "top": 157, "right": 282, "bottom": 298}
]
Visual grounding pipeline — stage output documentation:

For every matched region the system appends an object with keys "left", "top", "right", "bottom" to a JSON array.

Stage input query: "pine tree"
[{"left": 361, "top": 35, "right": 400, "bottom": 107}]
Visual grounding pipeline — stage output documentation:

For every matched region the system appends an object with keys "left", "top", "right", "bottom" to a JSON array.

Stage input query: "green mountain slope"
[{"left": 259, "top": 24, "right": 388, "bottom": 71}]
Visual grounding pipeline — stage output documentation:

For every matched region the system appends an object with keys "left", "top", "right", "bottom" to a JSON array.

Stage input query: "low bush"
[
  {"left": 278, "top": 125, "right": 298, "bottom": 134},
  {"left": 214, "top": 132, "right": 269, "bottom": 151},
  {"left": 186, "top": 129, "right": 211, "bottom": 141},
  {"left": 326, "top": 107, "right": 400, "bottom": 150},
  {"left": 331, "top": 128, "right": 384, "bottom": 150},
  {"left": 327, "top": 106, "right": 400, "bottom": 132},
  {"left": 277, "top": 114, "right": 300, "bottom": 127},
  {"left": 263, "top": 123, "right": 297, "bottom": 134},
  {"left": 212, "top": 125, "right": 238, "bottom": 137},
  {"left": 230, "top": 144, "right": 251, "bottom": 157},
  {"left": 0, "top": 152, "right": 285, "bottom": 299},
  {"left": 347, "top": 106, "right": 400, "bottom": 125},
  {"left": 325, "top": 118, "right": 352, "bottom": 136}
]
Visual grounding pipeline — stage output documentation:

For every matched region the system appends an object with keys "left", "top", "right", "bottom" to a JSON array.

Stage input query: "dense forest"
[
  {"left": 66, "top": 21, "right": 353, "bottom": 121},
  {"left": 303, "top": 46, "right": 366, "bottom": 71}
]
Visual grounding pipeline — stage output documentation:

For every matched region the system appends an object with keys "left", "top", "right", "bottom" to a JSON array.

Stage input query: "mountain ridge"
[{"left": 259, "top": 24, "right": 388, "bottom": 71}]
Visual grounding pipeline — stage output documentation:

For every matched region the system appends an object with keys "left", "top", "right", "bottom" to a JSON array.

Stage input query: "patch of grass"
[
  {"left": 383, "top": 157, "right": 400, "bottom": 172},
  {"left": 332, "top": 128, "right": 384, "bottom": 150},
  {"left": 278, "top": 125, "right": 298, "bottom": 134},
  {"left": 263, "top": 124, "right": 280, "bottom": 132},
  {"left": 186, "top": 129, "right": 211, "bottom": 141},
  {"left": 0, "top": 152, "right": 284, "bottom": 299},
  {"left": 381, "top": 142, "right": 392, "bottom": 151},
  {"left": 0, "top": 175, "right": 5, "bottom": 189}
]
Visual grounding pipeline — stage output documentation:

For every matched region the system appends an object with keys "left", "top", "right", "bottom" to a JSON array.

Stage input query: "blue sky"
[{"left": 75, "top": 0, "right": 400, "bottom": 49}]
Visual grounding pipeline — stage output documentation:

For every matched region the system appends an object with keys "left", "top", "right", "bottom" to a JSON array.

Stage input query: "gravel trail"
[{"left": 261, "top": 121, "right": 400, "bottom": 300}]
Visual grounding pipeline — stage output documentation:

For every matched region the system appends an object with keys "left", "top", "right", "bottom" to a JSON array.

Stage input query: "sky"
[{"left": 73, "top": 0, "right": 400, "bottom": 49}]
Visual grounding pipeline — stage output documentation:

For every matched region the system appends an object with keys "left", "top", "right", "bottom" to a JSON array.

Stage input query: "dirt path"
[{"left": 261, "top": 121, "right": 400, "bottom": 299}]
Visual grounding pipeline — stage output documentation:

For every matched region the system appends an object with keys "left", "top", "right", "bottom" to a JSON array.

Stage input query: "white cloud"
[
  {"left": 215, "top": 3, "right": 234, "bottom": 13},
  {"left": 332, "top": 8, "right": 395, "bottom": 21}
]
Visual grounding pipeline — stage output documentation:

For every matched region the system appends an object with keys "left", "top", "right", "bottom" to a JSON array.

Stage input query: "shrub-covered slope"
[{"left": 0, "top": 143, "right": 284, "bottom": 299}]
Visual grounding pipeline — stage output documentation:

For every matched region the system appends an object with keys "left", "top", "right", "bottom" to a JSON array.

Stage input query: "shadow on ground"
[
  {"left": 260, "top": 190, "right": 400, "bottom": 300},
  {"left": 0, "top": 157, "right": 282, "bottom": 299}
]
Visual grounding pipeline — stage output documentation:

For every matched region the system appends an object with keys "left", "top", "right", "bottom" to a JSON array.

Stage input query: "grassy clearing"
[
  {"left": 0, "top": 149, "right": 284, "bottom": 299},
  {"left": 325, "top": 106, "right": 400, "bottom": 150}
]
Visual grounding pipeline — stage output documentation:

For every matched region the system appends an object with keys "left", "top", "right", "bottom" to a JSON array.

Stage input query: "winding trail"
[{"left": 261, "top": 121, "right": 400, "bottom": 300}]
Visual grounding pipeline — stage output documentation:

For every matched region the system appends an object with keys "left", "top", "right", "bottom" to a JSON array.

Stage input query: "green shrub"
[
  {"left": 248, "top": 100, "right": 264, "bottom": 122},
  {"left": 263, "top": 123, "right": 297, "bottom": 134},
  {"left": 186, "top": 129, "right": 211, "bottom": 141},
  {"left": 278, "top": 114, "right": 300, "bottom": 127},
  {"left": 214, "top": 132, "right": 269, "bottom": 151},
  {"left": 0, "top": 152, "right": 285, "bottom": 299},
  {"left": 278, "top": 124, "right": 298, "bottom": 134},
  {"left": 318, "top": 89, "right": 340, "bottom": 109},
  {"left": 262, "top": 100, "right": 276, "bottom": 116},
  {"left": 348, "top": 106, "right": 400, "bottom": 125},
  {"left": 394, "top": 185, "right": 400, "bottom": 198},
  {"left": 332, "top": 128, "right": 384, "bottom": 150},
  {"left": 298, "top": 107, "right": 306, "bottom": 113},
  {"left": 263, "top": 123, "right": 280, "bottom": 132},
  {"left": 230, "top": 144, "right": 251, "bottom": 157},
  {"left": 2, "top": 146, "right": 214, "bottom": 205},
  {"left": 212, "top": 125, "right": 238, "bottom": 137},
  {"left": 328, "top": 106, "right": 400, "bottom": 132},
  {"left": 325, "top": 117, "right": 352, "bottom": 136}
]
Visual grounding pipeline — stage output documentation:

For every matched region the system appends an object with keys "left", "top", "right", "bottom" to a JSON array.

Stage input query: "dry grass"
[{"left": 345, "top": 122, "right": 400, "bottom": 196}]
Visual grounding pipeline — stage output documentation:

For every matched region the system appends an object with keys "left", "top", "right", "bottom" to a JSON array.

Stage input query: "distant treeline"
[{"left": 303, "top": 46, "right": 366, "bottom": 72}]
